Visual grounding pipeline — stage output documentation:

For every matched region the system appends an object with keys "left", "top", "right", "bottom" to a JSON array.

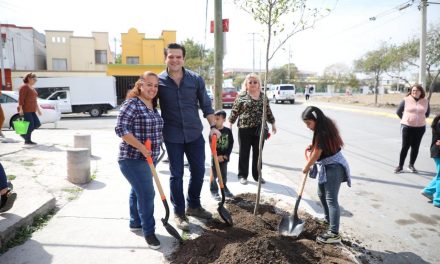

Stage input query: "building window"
[
  {"left": 62, "top": 37, "right": 66, "bottom": 43},
  {"left": 53, "top": 58, "right": 67, "bottom": 71},
  {"left": 95, "top": 50, "right": 107, "bottom": 64},
  {"left": 126, "top": 57, "right": 139, "bottom": 65},
  {"left": 52, "top": 36, "right": 56, "bottom": 43}
]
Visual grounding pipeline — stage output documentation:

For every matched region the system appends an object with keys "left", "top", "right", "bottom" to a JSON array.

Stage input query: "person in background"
[
  {"left": 115, "top": 73, "right": 164, "bottom": 249},
  {"left": 395, "top": 84, "right": 430, "bottom": 173},
  {"left": 0, "top": 162, "right": 16, "bottom": 213},
  {"left": 421, "top": 114, "right": 440, "bottom": 208},
  {"left": 301, "top": 106, "right": 351, "bottom": 244},
  {"left": 156, "top": 43, "right": 220, "bottom": 232},
  {"left": 209, "top": 110, "right": 234, "bottom": 200},
  {"left": 18, "top": 73, "right": 41, "bottom": 145},
  {"left": 229, "top": 73, "right": 277, "bottom": 185}
]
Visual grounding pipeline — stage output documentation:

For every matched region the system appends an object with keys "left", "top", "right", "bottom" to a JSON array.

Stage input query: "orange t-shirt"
[{"left": 19, "top": 84, "right": 38, "bottom": 113}]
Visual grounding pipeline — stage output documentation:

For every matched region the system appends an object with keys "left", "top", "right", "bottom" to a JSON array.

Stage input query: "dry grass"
[{"left": 310, "top": 93, "right": 440, "bottom": 114}]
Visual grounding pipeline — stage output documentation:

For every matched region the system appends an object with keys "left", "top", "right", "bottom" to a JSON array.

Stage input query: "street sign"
[{"left": 210, "top": 19, "right": 229, "bottom": 33}]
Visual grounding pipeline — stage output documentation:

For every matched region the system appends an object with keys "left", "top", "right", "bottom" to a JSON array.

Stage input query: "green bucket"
[{"left": 13, "top": 118, "right": 30, "bottom": 135}]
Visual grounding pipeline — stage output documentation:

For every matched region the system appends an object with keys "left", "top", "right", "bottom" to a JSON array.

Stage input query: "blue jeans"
[
  {"left": 423, "top": 158, "right": 440, "bottom": 207},
  {"left": 23, "top": 112, "right": 41, "bottom": 142},
  {"left": 165, "top": 135, "right": 205, "bottom": 215},
  {"left": 317, "top": 163, "right": 345, "bottom": 234},
  {"left": 118, "top": 159, "right": 155, "bottom": 236},
  {"left": 0, "top": 163, "right": 8, "bottom": 190}
]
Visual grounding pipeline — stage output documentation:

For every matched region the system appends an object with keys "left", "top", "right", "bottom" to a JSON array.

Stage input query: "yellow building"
[
  {"left": 45, "top": 30, "right": 113, "bottom": 72},
  {"left": 107, "top": 28, "right": 176, "bottom": 103}
]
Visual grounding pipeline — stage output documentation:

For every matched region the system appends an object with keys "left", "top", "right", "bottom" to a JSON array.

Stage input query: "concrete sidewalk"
[{"left": 0, "top": 127, "right": 306, "bottom": 263}]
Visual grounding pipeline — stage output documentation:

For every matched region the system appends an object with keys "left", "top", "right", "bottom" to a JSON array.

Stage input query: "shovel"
[
  {"left": 278, "top": 172, "right": 308, "bottom": 237},
  {"left": 211, "top": 135, "right": 233, "bottom": 226},
  {"left": 145, "top": 140, "right": 183, "bottom": 242}
]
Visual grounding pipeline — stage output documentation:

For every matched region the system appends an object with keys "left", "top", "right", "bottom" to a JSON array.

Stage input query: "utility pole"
[
  {"left": 250, "top": 33, "right": 256, "bottom": 73},
  {"left": 214, "top": 0, "right": 223, "bottom": 110},
  {"left": 419, "top": 0, "right": 427, "bottom": 88},
  {"left": 287, "top": 44, "right": 291, "bottom": 83},
  {"left": 0, "top": 24, "right": 5, "bottom": 91},
  {"left": 114, "top": 37, "right": 117, "bottom": 63}
]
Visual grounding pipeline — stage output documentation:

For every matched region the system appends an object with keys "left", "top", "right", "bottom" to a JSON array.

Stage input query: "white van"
[{"left": 270, "top": 84, "right": 296, "bottom": 104}]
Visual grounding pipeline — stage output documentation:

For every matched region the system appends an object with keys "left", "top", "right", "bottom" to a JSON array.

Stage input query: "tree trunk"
[{"left": 254, "top": 1, "right": 273, "bottom": 216}]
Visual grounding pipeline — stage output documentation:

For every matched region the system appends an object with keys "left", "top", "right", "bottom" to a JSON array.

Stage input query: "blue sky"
[{"left": 1, "top": 0, "right": 439, "bottom": 74}]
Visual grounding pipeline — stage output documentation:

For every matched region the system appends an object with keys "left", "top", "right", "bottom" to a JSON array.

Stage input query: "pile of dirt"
[{"left": 169, "top": 193, "right": 357, "bottom": 264}]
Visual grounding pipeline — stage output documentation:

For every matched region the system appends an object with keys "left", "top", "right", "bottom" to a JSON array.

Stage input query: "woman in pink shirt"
[{"left": 395, "top": 84, "right": 430, "bottom": 173}]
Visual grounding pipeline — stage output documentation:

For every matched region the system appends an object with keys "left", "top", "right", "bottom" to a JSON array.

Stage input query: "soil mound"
[{"left": 169, "top": 193, "right": 356, "bottom": 264}]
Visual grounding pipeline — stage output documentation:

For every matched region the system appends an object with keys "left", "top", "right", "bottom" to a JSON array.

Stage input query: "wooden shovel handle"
[
  {"left": 211, "top": 135, "right": 225, "bottom": 189},
  {"left": 145, "top": 139, "right": 166, "bottom": 200}
]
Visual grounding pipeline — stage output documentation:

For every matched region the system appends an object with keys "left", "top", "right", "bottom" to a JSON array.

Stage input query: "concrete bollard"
[
  {"left": 74, "top": 134, "right": 91, "bottom": 156},
  {"left": 67, "top": 148, "right": 91, "bottom": 184}
]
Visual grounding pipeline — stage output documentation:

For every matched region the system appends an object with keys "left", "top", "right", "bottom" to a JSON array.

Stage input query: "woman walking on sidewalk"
[
  {"left": 395, "top": 84, "right": 430, "bottom": 173},
  {"left": 421, "top": 114, "right": 440, "bottom": 208},
  {"left": 18, "top": 73, "right": 41, "bottom": 145},
  {"left": 115, "top": 72, "right": 164, "bottom": 249},
  {"left": 301, "top": 106, "right": 351, "bottom": 244}
]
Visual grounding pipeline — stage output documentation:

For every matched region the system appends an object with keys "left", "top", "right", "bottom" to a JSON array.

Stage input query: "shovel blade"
[
  {"left": 162, "top": 219, "right": 183, "bottom": 242},
  {"left": 217, "top": 206, "right": 233, "bottom": 226},
  {"left": 278, "top": 215, "right": 304, "bottom": 237}
]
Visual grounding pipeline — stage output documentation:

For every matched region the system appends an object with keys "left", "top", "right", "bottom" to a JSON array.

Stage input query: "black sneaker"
[
  {"left": 394, "top": 166, "right": 403, "bottom": 174},
  {"left": 224, "top": 188, "right": 234, "bottom": 198},
  {"left": 317, "top": 231, "right": 341, "bottom": 244},
  {"left": 211, "top": 192, "right": 221, "bottom": 201},
  {"left": 145, "top": 234, "right": 161, "bottom": 250},
  {"left": 0, "top": 190, "right": 17, "bottom": 213},
  {"left": 408, "top": 165, "right": 418, "bottom": 173},
  {"left": 186, "top": 206, "right": 213, "bottom": 219},
  {"left": 24, "top": 141, "right": 37, "bottom": 145}
]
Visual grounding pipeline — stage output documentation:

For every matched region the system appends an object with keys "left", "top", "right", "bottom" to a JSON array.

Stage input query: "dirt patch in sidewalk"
[{"left": 169, "top": 193, "right": 358, "bottom": 264}]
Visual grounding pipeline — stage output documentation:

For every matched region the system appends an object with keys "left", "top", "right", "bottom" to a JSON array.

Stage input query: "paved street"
[{"left": 1, "top": 100, "right": 439, "bottom": 263}]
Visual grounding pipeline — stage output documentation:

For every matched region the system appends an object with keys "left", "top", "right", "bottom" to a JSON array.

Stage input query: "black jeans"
[
  {"left": 210, "top": 161, "right": 228, "bottom": 193},
  {"left": 238, "top": 127, "right": 264, "bottom": 181},
  {"left": 399, "top": 125, "right": 426, "bottom": 167},
  {"left": 23, "top": 112, "right": 41, "bottom": 143}
]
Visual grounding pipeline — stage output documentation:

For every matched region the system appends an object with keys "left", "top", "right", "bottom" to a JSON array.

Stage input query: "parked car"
[
  {"left": 0, "top": 91, "right": 61, "bottom": 129},
  {"left": 269, "top": 84, "right": 296, "bottom": 104},
  {"left": 222, "top": 87, "right": 238, "bottom": 108}
]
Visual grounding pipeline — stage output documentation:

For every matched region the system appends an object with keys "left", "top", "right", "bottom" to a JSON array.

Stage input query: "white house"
[{"left": 0, "top": 24, "right": 46, "bottom": 71}]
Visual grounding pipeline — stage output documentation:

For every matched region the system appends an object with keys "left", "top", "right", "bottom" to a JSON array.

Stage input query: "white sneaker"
[{"left": 239, "top": 178, "right": 248, "bottom": 185}]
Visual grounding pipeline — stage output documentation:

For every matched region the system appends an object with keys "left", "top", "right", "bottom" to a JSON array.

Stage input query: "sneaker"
[
  {"left": 258, "top": 178, "right": 266, "bottom": 184},
  {"left": 314, "top": 217, "right": 330, "bottom": 226},
  {"left": 129, "top": 225, "right": 142, "bottom": 231},
  {"left": 174, "top": 214, "right": 190, "bottom": 231},
  {"left": 224, "top": 188, "right": 234, "bottom": 198},
  {"left": 239, "top": 178, "right": 248, "bottom": 185},
  {"left": 145, "top": 234, "right": 161, "bottom": 250},
  {"left": 186, "top": 206, "right": 213, "bottom": 219},
  {"left": 421, "top": 191, "right": 433, "bottom": 201},
  {"left": 317, "top": 230, "right": 341, "bottom": 244},
  {"left": 408, "top": 165, "right": 418, "bottom": 173},
  {"left": 0, "top": 190, "right": 17, "bottom": 213},
  {"left": 394, "top": 166, "right": 403, "bottom": 174},
  {"left": 211, "top": 192, "right": 221, "bottom": 201},
  {"left": 24, "top": 141, "right": 37, "bottom": 145}
]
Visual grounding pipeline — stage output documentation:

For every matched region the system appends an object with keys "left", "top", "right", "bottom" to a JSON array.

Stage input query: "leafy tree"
[
  {"left": 322, "top": 63, "right": 350, "bottom": 89},
  {"left": 384, "top": 23, "right": 440, "bottom": 100},
  {"left": 354, "top": 44, "right": 392, "bottom": 105},
  {"left": 115, "top": 54, "right": 122, "bottom": 64},
  {"left": 234, "top": 0, "right": 330, "bottom": 214},
  {"left": 181, "top": 39, "right": 214, "bottom": 84}
]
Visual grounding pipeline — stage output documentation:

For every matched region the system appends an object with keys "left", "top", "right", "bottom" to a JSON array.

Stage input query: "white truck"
[{"left": 13, "top": 76, "right": 117, "bottom": 117}]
